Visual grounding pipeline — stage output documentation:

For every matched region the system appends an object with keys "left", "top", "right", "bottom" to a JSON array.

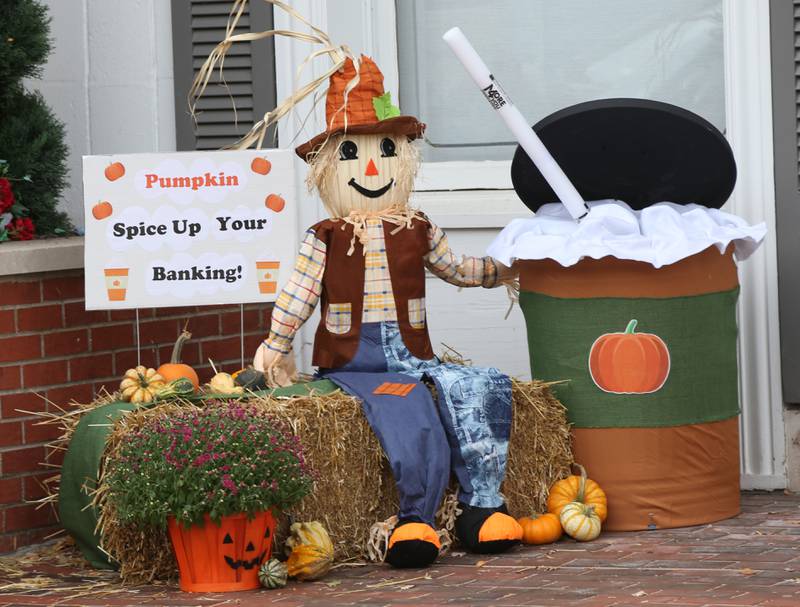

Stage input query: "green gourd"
[
  {"left": 156, "top": 377, "right": 196, "bottom": 400},
  {"left": 259, "top": 558, "right": 288, "bottom": 589}
]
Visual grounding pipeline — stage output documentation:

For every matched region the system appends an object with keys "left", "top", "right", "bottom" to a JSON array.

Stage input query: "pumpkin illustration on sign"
[
  {"left": 251, "top": 157, "right": 272, "bottom": 175},
  {"left": 104, "top": 162, "right": 125, "bottom": 181},
  {"left": 265, "top": 193, "right": 285, "bottom": 213},
  {"left": 92, "top": 201, "right": 113, "bottom": 220},
  {"left": 589, "top": 319, "right": 670, "bottom": 394}
]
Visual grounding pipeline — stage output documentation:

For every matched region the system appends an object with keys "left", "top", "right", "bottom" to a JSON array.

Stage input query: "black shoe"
[
  {"left": 385, "top": 519, "right": 440, "bottom": 568},
  {"left": 455, "top": 503, "right": 522, "bottom": 554}
]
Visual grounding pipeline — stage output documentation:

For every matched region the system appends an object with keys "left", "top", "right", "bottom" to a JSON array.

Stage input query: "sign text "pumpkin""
[{"left": 144, "top": 172, "right": 239, "bottom": 190}]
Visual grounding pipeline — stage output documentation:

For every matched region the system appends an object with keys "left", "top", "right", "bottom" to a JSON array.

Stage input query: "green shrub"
[{"left": 0, "top": 0, "right": 73, "bottom": 237}]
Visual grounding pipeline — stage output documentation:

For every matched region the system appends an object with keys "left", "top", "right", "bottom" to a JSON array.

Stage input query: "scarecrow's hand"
[{"left": 253, "top": 343, "right": 297, "bottom": 387}]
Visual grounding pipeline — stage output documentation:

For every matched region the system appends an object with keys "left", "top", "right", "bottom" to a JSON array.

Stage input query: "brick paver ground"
[{"left": 0, "top": 491, "right": 798, "bottom": 606}]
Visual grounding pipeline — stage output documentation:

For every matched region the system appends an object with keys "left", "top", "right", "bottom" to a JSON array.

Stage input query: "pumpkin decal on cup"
[{"left": 588, "top": 319, "right": 670, "bottom": 394}]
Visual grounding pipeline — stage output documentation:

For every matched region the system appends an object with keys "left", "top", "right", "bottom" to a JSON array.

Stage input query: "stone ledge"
[{"left": 0, "top": 236, "right": 84, "bottom": 277}]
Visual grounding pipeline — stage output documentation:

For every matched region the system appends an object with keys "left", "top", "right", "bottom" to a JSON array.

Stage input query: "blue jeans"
[{"left": 324, "top": 322, "right": 512, "bottom": 516}]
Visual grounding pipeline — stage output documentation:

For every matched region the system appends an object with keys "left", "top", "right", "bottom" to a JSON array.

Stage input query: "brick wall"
[{"left": 0, "top": 269, "right": 271, "bottom": 552}]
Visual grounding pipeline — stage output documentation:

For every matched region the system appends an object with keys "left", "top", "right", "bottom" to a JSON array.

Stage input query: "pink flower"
[{"left": 221, "top": 474, "right": 237, "bottom": 494}]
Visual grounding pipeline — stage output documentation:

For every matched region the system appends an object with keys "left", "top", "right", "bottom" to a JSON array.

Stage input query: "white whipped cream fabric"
[{"left": 487, "top": 200, "right": 767, "bottom": 268}]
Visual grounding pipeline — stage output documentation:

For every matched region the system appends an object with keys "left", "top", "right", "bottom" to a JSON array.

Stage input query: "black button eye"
[
  {"left": 339, "top": 140, "right": 358, "bottom": 160},
  {"left": 380, "top": 137, "right": 396, "bottom": 158}
]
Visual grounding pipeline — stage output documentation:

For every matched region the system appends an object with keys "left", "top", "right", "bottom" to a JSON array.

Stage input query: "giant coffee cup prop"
[{"left": 482, "top": 97, "right": 765, "bottom": 531}]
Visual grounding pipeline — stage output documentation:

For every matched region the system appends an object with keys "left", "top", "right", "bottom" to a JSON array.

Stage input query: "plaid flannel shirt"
[{"left": 265, "top": 219, "right": 498, "bottom": 354}]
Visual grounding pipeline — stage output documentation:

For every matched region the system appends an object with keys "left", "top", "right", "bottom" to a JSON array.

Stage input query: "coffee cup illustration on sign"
[
  {"left": 104, "top": 268, "right": 129, "bottom": 301},
  {"left": 255, "top": 261, "right": 280, "bottom": 294}
]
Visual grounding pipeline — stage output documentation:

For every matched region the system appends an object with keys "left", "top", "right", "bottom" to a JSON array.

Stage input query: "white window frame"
[{"left": 275, "top": 0, "right": 784, "bottom": 488}]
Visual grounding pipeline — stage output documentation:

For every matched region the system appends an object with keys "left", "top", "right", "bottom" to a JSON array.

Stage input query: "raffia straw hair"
[
  {"left": 189, "top": 0, "right": 358, "bottom": 150},
  {"left": 306, "top": 134, "right": 421, "bottom": 218}
]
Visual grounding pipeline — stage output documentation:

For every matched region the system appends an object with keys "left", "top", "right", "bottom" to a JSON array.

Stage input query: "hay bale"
[{"left": 47, "top": 380, "right": 571, "bottom": 584}]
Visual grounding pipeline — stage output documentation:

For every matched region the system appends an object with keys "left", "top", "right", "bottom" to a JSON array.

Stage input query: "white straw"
[{"left": 442, "top": 27, "right": 589, "bottom": 221}]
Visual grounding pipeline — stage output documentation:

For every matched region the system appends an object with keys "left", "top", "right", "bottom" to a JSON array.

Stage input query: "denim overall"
[{"left": 323, "top": 321, "right": 512, "bottom": 526}]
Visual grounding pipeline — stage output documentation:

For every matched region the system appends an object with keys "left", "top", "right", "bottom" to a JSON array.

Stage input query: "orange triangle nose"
[{"left": 365, "top": 159, "right": 379, "bottom": 177}]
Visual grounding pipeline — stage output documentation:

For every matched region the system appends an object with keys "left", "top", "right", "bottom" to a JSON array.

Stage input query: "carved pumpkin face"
[
  {"left": 167, "top": 511, "right": 277, "bottom": 592},
  {"left": 310, "top": 133, "right": 419, "bottom": 217},
  {"left": 221, "top": 520, "right": 270, "bottom": 572}
]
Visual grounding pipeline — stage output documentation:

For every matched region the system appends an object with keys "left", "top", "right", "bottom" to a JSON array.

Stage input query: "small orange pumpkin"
[
  {"left": 589, "top": 319, "right": 670, "bottom": 394},
  {"left": 265, "top": 193, "right": 285, "bottom": 213},
  {"left": 517, "top": 512, "right": 562, "bottom": 545},
  {"left": 251, "top": 157, "right": 272, "bottom": 175},
  {"left": 547, "top": 464, "right": 608, "bottom": 523},
  {"left": 92, "top": 201, "right": 113, "bottom": 220},
  {"left": 104, "top": 162, "right": 125, "bottom": 181},
  {"left": 157, "top": 327, "right": 199, "bottom": 390}
]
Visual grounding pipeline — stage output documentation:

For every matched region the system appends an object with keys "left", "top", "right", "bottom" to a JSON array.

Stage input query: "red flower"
[
  {"left": 8, "top": 217, "right": 35, "bottom": 241},
  {"left": 0, "top": 178, "right": 14, "bottom": 214}
]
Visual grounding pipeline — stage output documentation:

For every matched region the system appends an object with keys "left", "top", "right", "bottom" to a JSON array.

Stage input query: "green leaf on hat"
[{"left": 372, "top": 92, "right": 401, "bottom": 121}]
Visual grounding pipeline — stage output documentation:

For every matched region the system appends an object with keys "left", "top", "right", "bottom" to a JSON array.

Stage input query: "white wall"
[{"left": 24, "top": 0, "right": 176, "bottom": 231}]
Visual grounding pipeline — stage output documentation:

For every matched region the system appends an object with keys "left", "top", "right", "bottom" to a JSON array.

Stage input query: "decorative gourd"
[
  {"left": 120, "top": 366, "right": 166, "bottom": 404},
  {"left": 517, "top": 512, "right": 562, "bottom": 545},
  {"left": 589, "top": 319, "right": 670, "bottom": 394},
  {"left": 285, "top": 521, "right": 334, "bottom": 581},
  {"left": 232, "top": 366, "right": 269, "bottom": 391},
  {"left": 560, "top": 502, "right": 602, "bottom": 542},
  {"left": 547, "top": 464, "right": 607, "bottom": 523},
  {"left": 259, "top": 558, "right": 288, "bottom": 589},
  {"left": 155, "top": 377, "right": 196, "bottom": 400},
  {"left": 157, "top": 328, "right": 199, "bottom": 390},
  {"left": 207, "top": 372, "right": 244, "bottom": 395}
]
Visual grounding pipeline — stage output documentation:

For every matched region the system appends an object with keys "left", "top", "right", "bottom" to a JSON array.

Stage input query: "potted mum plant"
[{"left": 105, "top": 402, "right": 313, "bottom": 592}]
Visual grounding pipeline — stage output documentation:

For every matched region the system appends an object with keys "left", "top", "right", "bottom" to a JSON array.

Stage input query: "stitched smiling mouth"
[
  {"left": 348, "top": 178, "right": 394, "bottom": 198},
  {"left": 224, "top": 552, "right": 266, "bottom": 570}
]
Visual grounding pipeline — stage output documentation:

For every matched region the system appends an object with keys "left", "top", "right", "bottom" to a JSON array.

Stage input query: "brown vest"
[{"left": 311, "top": 216, "right": 434, "bottom": 369}]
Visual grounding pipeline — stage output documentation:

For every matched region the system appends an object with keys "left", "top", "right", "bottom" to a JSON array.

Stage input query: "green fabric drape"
[
  {"left": 58, "top": 379, "right": 340, "bottom": 569},
  {"left": 519, "top": 288, "right": 740, "bottom": 429}
]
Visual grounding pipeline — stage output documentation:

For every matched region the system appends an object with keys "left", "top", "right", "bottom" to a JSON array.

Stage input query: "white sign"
[{"left": 82, "top": 150, "right": 297, "bottom": 310}]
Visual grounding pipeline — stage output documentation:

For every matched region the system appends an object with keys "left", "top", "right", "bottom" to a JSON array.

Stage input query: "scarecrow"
[
  {"left": 249, "top": 55, "right": 522, "bottom": 568},
  {"left": 192, "top": 2, "right": 521, "bottom": 568}
]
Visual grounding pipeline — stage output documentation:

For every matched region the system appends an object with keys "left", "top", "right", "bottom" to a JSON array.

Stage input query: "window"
[
  {"left": 171, "top": 0, "right": 277, "bottom": 151},
  {"left": 396, "top": 0, "right": 724, "bottom": 178}
]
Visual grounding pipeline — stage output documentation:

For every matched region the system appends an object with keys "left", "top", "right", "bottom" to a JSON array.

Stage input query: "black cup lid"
[{"left": 511, "top": 98, "right": 737, "bottom": 213}]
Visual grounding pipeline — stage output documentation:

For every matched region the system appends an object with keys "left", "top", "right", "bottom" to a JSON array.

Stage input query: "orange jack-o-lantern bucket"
[{"left": 168, "top": 511, "right": 276, "bottom": 592}]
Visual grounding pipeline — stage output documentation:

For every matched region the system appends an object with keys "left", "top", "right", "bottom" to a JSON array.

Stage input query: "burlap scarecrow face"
[
  {"left": 308, "top": 132, "right": 418, "bottom": 217},
  {"left": 297, "top": 55, "right": 425, "bottom": 218}
]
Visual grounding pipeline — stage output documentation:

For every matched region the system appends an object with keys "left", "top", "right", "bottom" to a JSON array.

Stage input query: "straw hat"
[{"left": 295, "top": 55, "right": 425, "bottom": 162}]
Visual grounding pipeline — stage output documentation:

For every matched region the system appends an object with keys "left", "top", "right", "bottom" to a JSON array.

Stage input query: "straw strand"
[{"left": 189, "top": 0, "right": 359, "bottom": 150}]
